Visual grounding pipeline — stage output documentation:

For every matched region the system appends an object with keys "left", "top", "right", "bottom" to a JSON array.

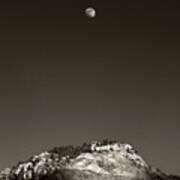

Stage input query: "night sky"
[{"left": 0, "top": 1, "right": 180, "bottom": 175}]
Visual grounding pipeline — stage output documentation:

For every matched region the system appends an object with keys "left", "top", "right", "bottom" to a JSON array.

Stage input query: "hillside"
[{"left": 0, "top": 140, "right": 179, "bottom": 180}]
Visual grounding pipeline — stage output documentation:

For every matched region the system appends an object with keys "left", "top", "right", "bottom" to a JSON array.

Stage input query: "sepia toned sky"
[{"left": 0, "top": 1, "right": 180, "bottom": 175}]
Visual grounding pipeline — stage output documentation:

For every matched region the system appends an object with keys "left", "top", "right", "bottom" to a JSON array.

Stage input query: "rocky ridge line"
[{"left": 0, "top": 140, "right": 179, "bottom": 180}]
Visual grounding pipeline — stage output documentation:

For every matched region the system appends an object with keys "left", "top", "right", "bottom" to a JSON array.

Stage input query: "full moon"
[{"left": 85, "top": 7, "right": 96, "bottom": 18}]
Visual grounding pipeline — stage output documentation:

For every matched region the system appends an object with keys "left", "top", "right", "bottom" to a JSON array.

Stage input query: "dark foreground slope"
[{"left": 0, "top": 140, "right": 179, "bottom": 180}]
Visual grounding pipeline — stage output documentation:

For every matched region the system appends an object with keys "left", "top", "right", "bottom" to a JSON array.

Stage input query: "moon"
[{"left": 85, "top": 7, "right": 96, "bottom": 18}]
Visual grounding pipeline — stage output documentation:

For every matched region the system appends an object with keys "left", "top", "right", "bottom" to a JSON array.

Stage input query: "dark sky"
[{"left": 0, "top": 1, "right": 180, "bottom": 175}]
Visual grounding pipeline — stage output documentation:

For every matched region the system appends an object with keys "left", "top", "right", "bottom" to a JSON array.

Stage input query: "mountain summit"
[{"left": 0, "top": 140, "right": 179, "bottom": 180}]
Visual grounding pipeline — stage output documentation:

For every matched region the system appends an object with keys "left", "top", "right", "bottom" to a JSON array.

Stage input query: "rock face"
[{"left": 0, "top": 140, "right": 179, "bottom": 180}]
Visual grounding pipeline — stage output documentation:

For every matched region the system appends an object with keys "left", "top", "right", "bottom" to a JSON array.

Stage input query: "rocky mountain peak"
[{"left": 0, "top": 140, "right": 179, "bottom": 180}]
